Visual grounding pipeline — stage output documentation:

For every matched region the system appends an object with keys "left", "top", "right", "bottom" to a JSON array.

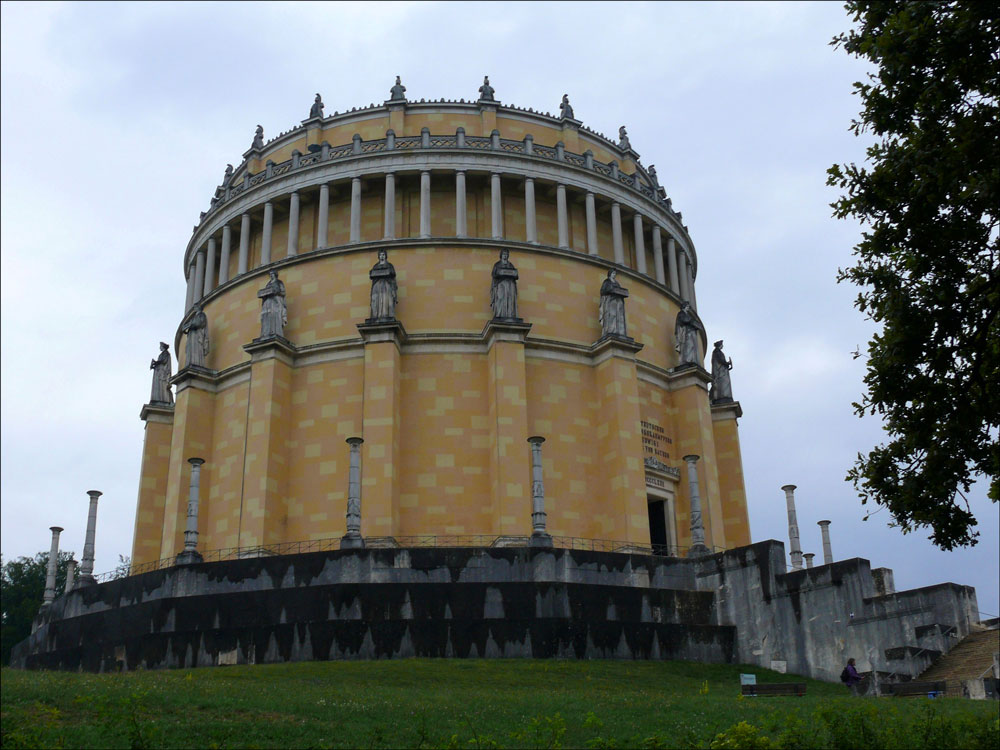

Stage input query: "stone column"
[
  {"left": 64, "top": 559, "right": 75, "bottom": 594},
  {"left": 77, "top": 490, "right": 102, "bottom": 585},
  {"left": 383, "top": 173, "right": 396, "bottom": 239},
  {"left": 342, "top": 437, "right": 365, "bottom": 548},
  {"left": 42, "top": 526, "right": 63, "bottom": 607},
  {"left": 652, "top": 226, "right": 666, "bottom": 284},
  {"left": 491, "top": 172, "right": 503, "bottom": 239},
  {"left": 193, "top": 249, "right": 206, "bottom": 302},
  {"left": 687, "top": 259, "right": 698, "bottom": 310},
  {"left": 316, "top": 183, "right": 330, "bottom": 249},
  {"left": 678, "top": 249, "right": 691, "bottom": 302},
  {"left": 185, "top": 262, "right": 196, "bottom": 311},
  {"left": 633, "top": 213, "right": 647, "bottom": 274},
  {"left": 611, "top": 202, "right": 624, "bottom": 265},
  {"left": 350, "top": 177, "right": 362, "bottom": 242},
  {"left": 527, "top": 436, "right": 552, "bottom": 547},
  {"left": 286, "top": 191, "right": 300, "bottom": 257},
  {"left": 684, "top": 455, "right": 709, "bottom": 556},
  {"left": 419, "top": 171, "right": 431, "bottom": 238},
  {"left": 203, "top": 238, "right": 216, "bottom": 295},
  {"left": 176, "top": 458, "right": 205, "bottom": 564},
  {"left": 782, "top": 484, "right": 804, "bottom": 570},
  {"left": 556, "top": 184, "right": 569, "bottom": 249},
  {"left": 219, "top": 225, "right": 232, "bottom": 285},
  {"left": 261, "top": 201, "right": 274, "bottom": 265},
  {"left": 667, "top": 237, "right": 680, "bottom": 295},
  {"left": 238, "top": 213, "right": 251, "bottom": 274},
  {"left": 524, "top": 177, "right": 537, "bottom": 244},
  {"left": 818, "top": 520, "right": 833, "bottom": 565},
  {"left": 455, "top": 171, "right": 467, "bottom": 238},
  {"left": 585, "top": 192, "right": 598, "bottom": 255},
  {"left": 804, "top": 552, "right": 815, "bottom": 569}
]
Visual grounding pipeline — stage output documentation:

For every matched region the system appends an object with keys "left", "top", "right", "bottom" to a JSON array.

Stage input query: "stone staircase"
[{"left": 917, "top": 626, "right": 999, "bottom": 695}]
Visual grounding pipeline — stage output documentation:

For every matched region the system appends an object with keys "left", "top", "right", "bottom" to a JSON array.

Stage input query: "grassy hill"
[{"left": 1, "top": 659, "right": 996, "bottom": 749}]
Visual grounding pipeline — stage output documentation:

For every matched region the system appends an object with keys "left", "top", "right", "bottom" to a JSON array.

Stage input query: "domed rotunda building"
[{"left": 132, "top": 79, "right": 750, "bottom": 567}]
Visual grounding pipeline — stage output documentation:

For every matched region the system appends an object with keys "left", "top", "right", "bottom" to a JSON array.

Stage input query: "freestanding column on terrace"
[
  {"left": 350, "top": 177, "right": 362, "bottom": 242},
  {"left": 782, "top": 484, "right": 804, "bottom": 570},
  {"left": 77, "top": 490, "right": 102, "bottom": 586},
  {"left": 419, "top": 171, "right": 431, "bottom": 238},
  {"left": 611, "top": 202, "right": 624, "bottom": 265},
  {"left": 383, "top": 173, "right": 396, "bottom": 239},
  {"left": 667, "top": 237, "right": 680, "bottom": 295},
  {"left": 491, "top": 172, "right": 503, "bottom": 239},
  {"left": 527, "top": 436, "right": 553, "bottom": 547},
  {"left": 286, "top": 191, "right": 300, "bottom": 257},
  {"left": 342, "top": 437, "right": 365, "bottom": 549},
  {"left": 203, "top": 238, "right": 216, "bottom": 295},
  {"left": 316, "top": 183, "right": 330, "bottom": 249},
  {"left": 238, "top": 213, "right": 251, "bottom": 274},
  {"left": 818, "top": 520, "right": 833, "bottom": 565},
  {"left": 219, "top": 224, "right": 232, "bottom": 285},
  {"left": 585, "top": 192, "right": 598, "bottom": 255},
  {"left": 652, "top": 226, "right": 666, "bottom": 285},
  {"left": 633, "top": 213, "right": 647, "bottom": 274},
  {"left": 261, "top": 201, "right": 274, "bottom": 265},
  {"left": 524, "top": 177, "right": 537, "bottom": 244},
  {"left": 804, "top": 552, "right": 815, "bottom": 569},
  {"left": 193, "top": 249, "right": 206, "bottom": 302},
  {"left": 177, "top": 458, "right": 205, "bottom": 564},
  {"left": 64, "top": 559, "right": 75, "bottom": 594},
  {"left": 455, "top": 171, "right": 467, "bottom": 238},
  {"left": 41, "top": 526, "right": 63, "bottom": 608},
  {"left": 684, "top": 455, "right": 709, "bottom": 556},
  {"left": 556, "top": 184, "right": 569, "bottom": 249}
]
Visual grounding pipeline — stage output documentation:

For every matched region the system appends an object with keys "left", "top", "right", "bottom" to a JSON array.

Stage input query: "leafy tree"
[
  {"left": 1, "top": 551, "right": 75, "bottom": 665},
  {"left": 828, "top": 1, "right": 999, "bottom": 549}
]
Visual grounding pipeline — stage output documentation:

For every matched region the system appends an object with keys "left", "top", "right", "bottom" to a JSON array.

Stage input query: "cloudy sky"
[{"left": 2, "top": 1, "right": 996, "bottom": 618}]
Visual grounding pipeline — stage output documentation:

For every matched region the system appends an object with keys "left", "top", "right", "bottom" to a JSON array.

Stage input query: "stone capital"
[
  {"left": 140, "top": 402, "right": 176, "bottom": 424},
  {"left": 482, "top": 318, "right": 532, "bottom": 349},
  {"left": 666, "top": 364, "right": 711, "bottom": 392},
  {"left": 590, "top": 334, "right": 643, "bottom": 366},
  {"left": 710, "top": 400, "right": 743, "bottom": 421},
  {"left": 171, "top": 365, "right": 217, "bottom": 395},
  {"left": 243, "top": 335, "right": 296, "bottom": 365},
  {"left": 357, "top": 319, "right": 407, "bottom": 349}
]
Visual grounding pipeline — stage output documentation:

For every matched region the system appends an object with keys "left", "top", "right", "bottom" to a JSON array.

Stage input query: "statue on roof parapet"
[
  {"left": 389, "top": 76, "right": 406, "bottom": 102},
  {"left": 618, "top": 126, "right": 631, "bottom": 151},
  {"left": 309, "top": 93, "right": 324, "bottom": 119},
  {"left": 478, "top": 76, "right": 496, "bottom": 102},
  {"left": 559, "top": 94, "right": 574, "bottom": 120},
  {"left": 251, "top": 125, "right": 264, "bottom": 151}
]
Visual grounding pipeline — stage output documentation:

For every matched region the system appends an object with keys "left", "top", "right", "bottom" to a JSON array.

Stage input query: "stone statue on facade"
[
  {"left": 222, "top": 164, "right": 234, "bottom": 186},
  {"left": 368, "top": 249, "right": 397, "bottom": 321},
  {"left": 490, "top": 248, "right": 519, "bottom": 320},
  {"left": 252, "top": 125, "right": 264, "bottom": 151},
  {"left": 389, "top": 76, "right": 406, "bottom": 101},
  {"left": 618, "top": 126, "right": 631, "bottom": 151},
  {"left": 309, "top": 93, "right": 324, "bottom": 119},
  {"left": 258, "top": 270, "right": 288, "bottom": 339},
  {"left": 149, "top": 342, "right": 173, "bottom": 405},
  {"left": 599, "top": 269, "right": 629, "bottom": 338},
  {"left": 710, "top": 340, "right": 734, "bottom": 403},
  {"left": 478, "top": 76, "right": 496, "bottom": 102},
  {"left": 674, "top": 301, "right": 703, "bottom": 367},
  {"left": 183, "top": 304, "right": 210, "bottom": 369},
  {"left": 647, "top": 165, "right": 659, "bottom": 187},
  {"left": 559, "top": 94, "right": 574, "bottom": 120}
]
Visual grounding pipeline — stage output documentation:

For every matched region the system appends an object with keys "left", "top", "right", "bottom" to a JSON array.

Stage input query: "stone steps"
[{"left": 918, "top": 628, "right": 999, "bottom": 684}]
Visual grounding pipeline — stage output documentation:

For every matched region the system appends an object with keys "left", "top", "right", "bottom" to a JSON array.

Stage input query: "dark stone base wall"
[{"left": 11, "top": 548, "right": 735, "bottom": 672}]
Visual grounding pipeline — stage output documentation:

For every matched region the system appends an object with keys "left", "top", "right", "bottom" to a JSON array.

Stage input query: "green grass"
[{"left": 1, "top": 660, "right": 997, "bottom": 749}]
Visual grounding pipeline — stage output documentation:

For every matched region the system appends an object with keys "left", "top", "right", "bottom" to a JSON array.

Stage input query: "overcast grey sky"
[{"left": 2, "top": 1, "right": 996, "bottom": 618}]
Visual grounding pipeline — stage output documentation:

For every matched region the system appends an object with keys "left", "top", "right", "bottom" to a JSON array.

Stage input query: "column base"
[
  {"left": 686, "top": 543, "right": 711, "bottom": 558},
  {"left": 341, "top": 533, "right": 366, "bottom": 550},
  {"left": 74, "top": 575, "right": 97, "bottom": 588},
  {"left": 175, "top": 549, "right": 204, "bottom": 565},
  {"left": 529, "top": 532, "right": 553, "bottom": 549}
]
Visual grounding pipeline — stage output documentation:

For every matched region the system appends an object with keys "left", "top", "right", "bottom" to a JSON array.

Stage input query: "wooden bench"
[
  {"left": 740, "top": 683, "right": 807, "bottom": 697},
  {"left": 884, "top": 680, "right": 947, "bottom": 697}
]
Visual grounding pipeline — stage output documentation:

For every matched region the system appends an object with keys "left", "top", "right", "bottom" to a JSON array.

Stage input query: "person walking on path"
[{"left": 841, "top": 658, "right": 862, "bottom": 695}]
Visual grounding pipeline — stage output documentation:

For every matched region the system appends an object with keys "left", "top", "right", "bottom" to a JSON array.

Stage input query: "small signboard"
[{"left": 740, "top": 674, "right": 757, "bottom": 686}]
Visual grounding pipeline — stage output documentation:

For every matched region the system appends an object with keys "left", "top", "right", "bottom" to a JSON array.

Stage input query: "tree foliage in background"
[
  {"left": 1, "top": 551, "right": 75, "bottom": 665},
  {"left": 828, "top": 1, "right": 999, "bottom": 549}
]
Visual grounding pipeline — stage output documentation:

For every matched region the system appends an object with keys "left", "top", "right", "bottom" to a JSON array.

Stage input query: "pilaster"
[
  {"left": 131, "top": 403, "right": 175, "bottom": 565},
  {"left": 669, "top": 366, "right": 725, "bottom": 549},
  {"left": 591, "top": 335, "right": 648, "bottom": 544},
  {"left": 239, "top": 336, "right": 295, "bottom": 547},
  {"left": 484, "top": 319, "right": 532, "bottom": 536},
  {"left": 711, "top": 400, "right": 750, "bottom": 546},
  {"left": 357, "top": 320, "right": 406, "bottom": 537}
]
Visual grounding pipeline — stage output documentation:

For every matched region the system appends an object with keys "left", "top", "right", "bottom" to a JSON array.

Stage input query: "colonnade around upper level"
[{"left": 183, "top": 103, "right": 701, "bottom": 316}]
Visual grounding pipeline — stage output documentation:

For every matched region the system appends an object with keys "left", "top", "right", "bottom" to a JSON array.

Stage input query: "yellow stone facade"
[{"left": 132, "top": 93, "right": 751, "bottom": 565}]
